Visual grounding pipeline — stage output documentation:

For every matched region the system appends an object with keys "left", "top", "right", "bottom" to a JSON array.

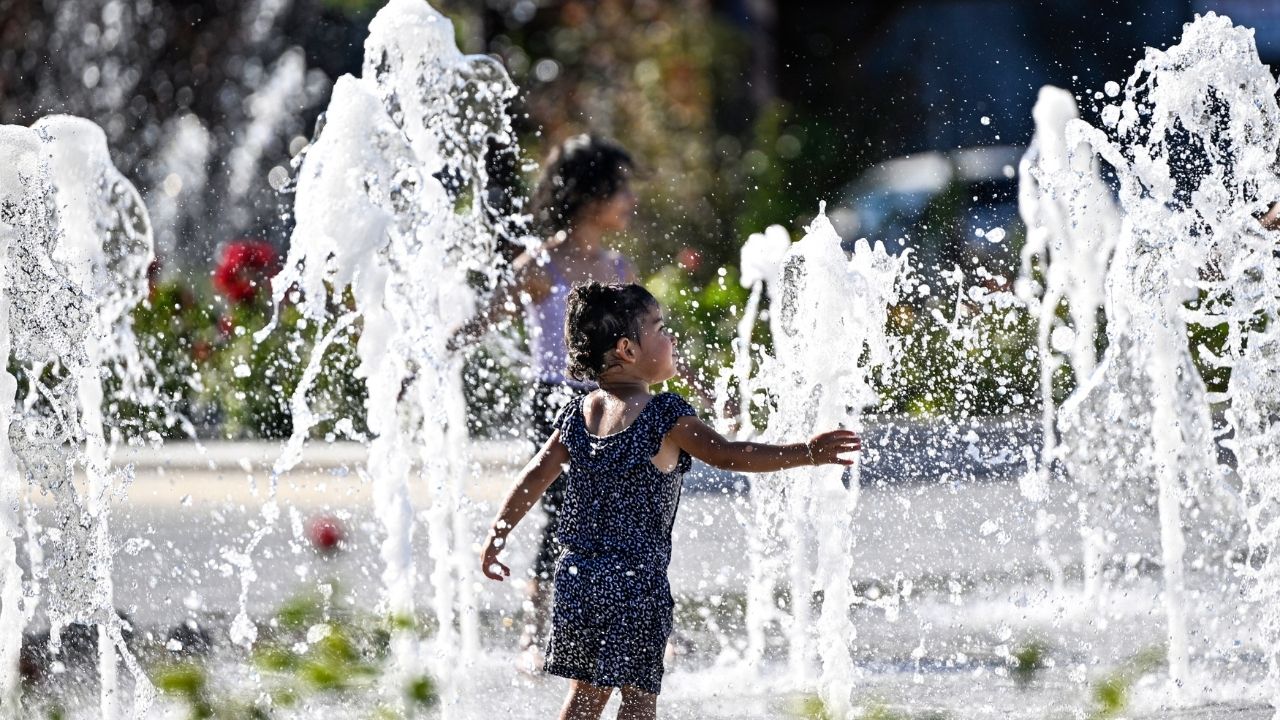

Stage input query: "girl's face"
[
  {"left": 632, "top": 305, "right": 676, "bottom": 383},
  {"left": 588, "top": 181, "right": 636, "bottom": 233}
]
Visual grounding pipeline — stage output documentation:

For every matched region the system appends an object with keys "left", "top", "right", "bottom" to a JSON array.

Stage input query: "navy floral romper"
[{"left": 543, "top": 391, "right": 697, "bottom": 695}]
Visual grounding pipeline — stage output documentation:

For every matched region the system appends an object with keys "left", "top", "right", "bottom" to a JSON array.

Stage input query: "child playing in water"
[{"left": 480, "top": 282, "right": 860, "bottom": 720}]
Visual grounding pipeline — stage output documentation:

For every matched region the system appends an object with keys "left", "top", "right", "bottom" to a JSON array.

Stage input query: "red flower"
[
  {"left": 213, "top": 239, "right": 280, "bottom": 305},
  {"left": 307, "top": 514, "right": 345, "bottom": 554},
  {"left": 677, "top": 247, "right": 702, "bottom": 272}
]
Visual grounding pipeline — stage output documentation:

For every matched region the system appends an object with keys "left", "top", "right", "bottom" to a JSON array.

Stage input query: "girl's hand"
[
  {"left": 480, "top": 533, "right": 511, "bottom": 581},
  {"left": 807, "top": 429, "right": 862, "bottom": 466}
]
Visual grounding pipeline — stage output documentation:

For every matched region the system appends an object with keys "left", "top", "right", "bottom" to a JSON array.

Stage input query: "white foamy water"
[
  {"left": 735, "top": 206, "right": 907, "bottom": 714},
  {"left": 0, "top": 125, "right": 43, "bottom": 720},
  {"left": 146, "top": 113, "right": 212, "bottom": 269},
  {"left": 0, "top": 116, "right": 156, "bottom": 719},
  {"left": 1037, "top": 13, "right": 1278, "bottom": 701},
  {"left": 9, "top": 4, "right": 1280, "bottom": 719},
  {"left": 717, "top": 225, "right": 791, "bottom": 439},
  {"left": 266, "top": 0, "right": 518, "bottom": 710},
  {"left": 227, "top": 48, "right": 308, "bottom": 205},
  {"left": 1017, "top": 85, "right": 1124, "bottom": 598},
  {"left": 1016, "top": 85, "right": 1119, "bottom": 506}
]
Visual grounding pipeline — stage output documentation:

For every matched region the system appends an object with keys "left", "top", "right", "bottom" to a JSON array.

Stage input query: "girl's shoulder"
[
  {"left": 552, "top": 393, "right": 586, "bottom": 432},
  {"left": 648, "top": 391, "right": 698, "bottom": 428}
]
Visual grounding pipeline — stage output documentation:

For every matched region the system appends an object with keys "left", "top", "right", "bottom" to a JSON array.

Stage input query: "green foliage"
[
  {"left": 387, "top": 613, "right": 418, "bottom": 632},
  {"left": 1011, "top": 639, "right": 1048, "bottom": 688},
  {"left": 878, "top": 293, "right": 1039, "bottom": 418},
  {"left": 861, "top": 707, "right": 909, "bottom": 720},
  {"left": 211, "top": 297, "right": 367, "bottom": 441},
  {"left": 791, "top": 695, "right": 947, "bottom": 720},
  {"left": 1187, "top": 313, "right": 1234, "bottom": 396},
  {"left": 646, "top": 264, "right": 750, "bottom": 402},
  {"left": 461, "top": 344, "right": 528, "bottom": 439},
  {"left": 862, "top": 707, "right": 947, "bottom": 720},
  {"left": 406, "top": 675, "right": 437, "bottom": 706},
  {"left": 120, "top": 281, "right": 369, "bottom": 441},
  {"left": 115, "top": 282, "right": 220, "bottom": 439},
  {"left": 731, "top": 104, "right": 862, "bottom": 250},
  {"left": 276, "top": 590, "right": 326, "bottom": 631},
  {"left": 1088, "top": 647, "right": 1165, "bottom": 719},
  {"left": 154, "top": 583, "right": 434, "bottom": 719},
  {"left": 791, "top": 694, "right": 833, "bottom": 720},
  {"left": 317, "top": 0, "right": 381, "bottom": 14},
  {"left": 154, "top": 663, "right": 215, "bottom": 719}
]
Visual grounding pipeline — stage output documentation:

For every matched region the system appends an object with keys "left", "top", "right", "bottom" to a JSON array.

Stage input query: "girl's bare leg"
[
  {"left": 559, "top": 680, "right": 612, "bottom": 720},
  {"left": 617, "top": 686, "right": 656, "bottom": 720}
]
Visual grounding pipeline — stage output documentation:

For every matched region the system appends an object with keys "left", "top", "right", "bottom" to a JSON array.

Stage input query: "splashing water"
[
  {"left": 0, "top": 116, "right": 156, "bottom": 719},
  {"left": 265, "top": 0, "right": 518, "bottom": 709},
  {"left": 737, "top": 206, "right": 907, "bottom": 714},
  {"left": 1016, "top": 85, "right": 1120, "bottom": 494},
  {"left": 716, "top": 224, "right": 791, "bottom": 439},
  {"left": 1033, "top": 13, "right": 1277, "bottom": 698},
  {"left": 1017, "top": 85, "right": 1122, "bottom": 595}
]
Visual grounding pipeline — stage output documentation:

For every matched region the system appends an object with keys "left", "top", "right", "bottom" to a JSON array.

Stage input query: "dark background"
[{"left": 4, "top": 0, "right": 1275, "bottom": 276}]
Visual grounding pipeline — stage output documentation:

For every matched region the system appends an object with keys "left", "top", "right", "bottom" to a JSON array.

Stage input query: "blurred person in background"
[{"left": 455, "top": 134, "right": 639, "bottom": 670}]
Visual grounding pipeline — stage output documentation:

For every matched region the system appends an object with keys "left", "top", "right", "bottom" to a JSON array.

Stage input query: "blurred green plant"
[
  {"left": 646, "top": 263, "right": 750, "bottom": 404},
  {"left": 155, "top": 583, "right": 435, "bottom": 719},
  {"left": 1010, "top": 638, "right": 1048, "bottom": 688},
  {"left": 862, "top": 705, "right": 947, "bottom": 720},
  {"left": 876, "top": 292, "right": 1039, "bottom": 418},
  {"left": 317, "top": 0, "right": 382, "bottom": 13},
  {"left": 791, "top": 694, "right": 834, "bottom": 720},
  {"left": 791, "top": 695, "right": 947, "bottom": 720},
  {"left": 211, "top": 296, "right": 367, "bottom": 440},
  {"left": 1088, "top": 646, "right": 1165, "bottom": 720},
  {"left": 153, "top": 662, "right": 222, "bottom": 719},
  {"left": 730, "top": 104, "right": 860, "bottom": 249},
  {"left": 116, "top": 280, "right": 369, "bottom": 441},
  {"left": 112, "top": 281, "right": 220, "bottom": 440}
]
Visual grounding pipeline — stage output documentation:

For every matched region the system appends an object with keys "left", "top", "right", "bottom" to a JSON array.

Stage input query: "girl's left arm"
[
  {"left": 667, "top": 416, "right": 860, "bottom": 473},
  {"left": 480, "top": 432, "right": 570, "bottom": 581}
]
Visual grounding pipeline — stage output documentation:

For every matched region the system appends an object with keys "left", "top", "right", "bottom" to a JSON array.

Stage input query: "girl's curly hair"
[
  {"left": 530, "top": 134, "right": 633, "bottom": 236},
  {"left": 564, "top": 282, "right": 659, "bottom": 381}
]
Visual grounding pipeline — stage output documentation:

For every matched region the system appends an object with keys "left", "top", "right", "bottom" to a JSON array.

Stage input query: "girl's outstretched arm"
[
  {"left": 480, "top": 432, "right": 570, "bottom": 581},
  {"left": 668, "top": 416, "right": 860, "bottom": 473}
]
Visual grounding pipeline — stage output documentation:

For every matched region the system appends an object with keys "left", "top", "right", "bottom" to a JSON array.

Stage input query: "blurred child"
[
  {"left": 480, "top": 282, "right": 860, "bottom": 720},
  {"left": 455, "top": 135, "right": 639, "bottom": 667}
]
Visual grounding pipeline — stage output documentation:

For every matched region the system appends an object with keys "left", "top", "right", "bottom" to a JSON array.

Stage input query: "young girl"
[{"left": 480, "top": 282, "right": 860, "bottom": 720}]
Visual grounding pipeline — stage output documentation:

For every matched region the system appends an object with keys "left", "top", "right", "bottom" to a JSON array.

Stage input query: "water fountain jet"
[
  {"left": 1037, "top": 12, "right": 1276, "bottom": 698},
  {"left": 264, "top": 0, "right": 519, "bottom": 711},
  {"left": 0, "top": 115, "right": 156, "bottom": 719}
]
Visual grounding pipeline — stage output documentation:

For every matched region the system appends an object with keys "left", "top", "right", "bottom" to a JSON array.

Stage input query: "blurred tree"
[{"left": 0, "top": 0, "right": 364, "bottom": 276}]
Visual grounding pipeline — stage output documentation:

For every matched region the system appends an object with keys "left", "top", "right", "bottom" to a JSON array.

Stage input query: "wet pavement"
[{"left": 15, "top": 432, "right": 1273, "bottom": 718}]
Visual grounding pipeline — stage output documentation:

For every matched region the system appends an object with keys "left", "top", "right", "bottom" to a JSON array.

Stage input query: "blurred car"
[{"left": 827, "top": 145, "right": 1024, "bottom": 282}]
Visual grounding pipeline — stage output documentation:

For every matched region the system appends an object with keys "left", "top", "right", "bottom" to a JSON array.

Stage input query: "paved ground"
[{"left": 15, "top": 436, "right": 1274, "bottom": 718}]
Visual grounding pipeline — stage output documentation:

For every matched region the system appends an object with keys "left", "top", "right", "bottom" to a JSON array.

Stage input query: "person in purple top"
[{"left": 454, "top": 134, "right": 639, "bottom": 668}]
